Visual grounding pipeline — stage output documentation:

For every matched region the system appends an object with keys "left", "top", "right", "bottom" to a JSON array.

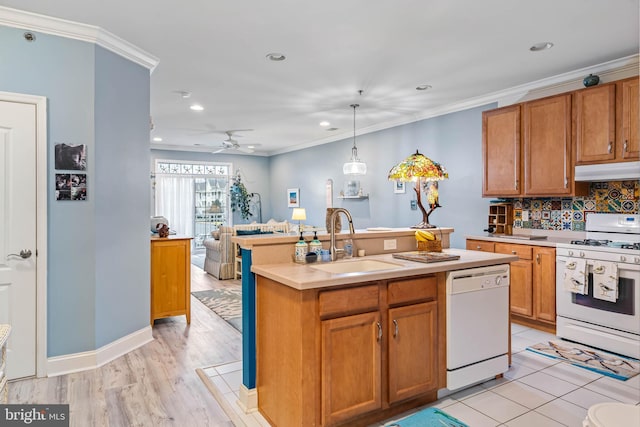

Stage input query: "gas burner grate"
[{"left": 570, "top": 239, "right": 611, "bottom": 246}]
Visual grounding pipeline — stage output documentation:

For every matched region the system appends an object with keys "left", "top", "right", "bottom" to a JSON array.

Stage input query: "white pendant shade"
[
  {"left": 344, "top": 103, "right": 366, "bottom": 175},
  {"left": 343, "top": 160, "right": 367, "bottom": 175}
]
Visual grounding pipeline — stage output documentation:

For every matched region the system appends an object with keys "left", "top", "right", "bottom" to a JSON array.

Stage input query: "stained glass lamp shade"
[{"left": 388, "top": 150, "right": 448, "bottom": 229}]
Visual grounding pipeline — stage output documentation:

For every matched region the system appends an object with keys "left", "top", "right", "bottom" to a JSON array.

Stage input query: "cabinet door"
[
  {"left": 466, "top": 239, "right": 495, "bottom": 253},
  {"left": 483, "top": 105, "right": 522, "bottom": 196},
  {"left": 523, "top": 94, "right": 573, "bottom": 196},
  {"left": 508, "top": 260, "right": 533, "bottom": 317},
  {"left": 575, "top": 84, "right": 616, "bottom": 164},
  {"left": 533, "top": 247, "right": 556, "bottom": 323},
  {"left": 150, "top": 238, "right": 191, "bottom": 323},
  {"left": 620, "top": 77, "right": 640, "bottom": 160},
  {"left": 321, "top": 311, "right": 382, "bottom": 426},
  {"left": 388, "top": 301, "right": 438, "bottom": 404}
]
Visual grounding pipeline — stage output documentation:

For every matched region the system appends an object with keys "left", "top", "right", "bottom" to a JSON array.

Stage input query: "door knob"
[{"left": 7, "top": 249, "right": 32, "bottom": 259}]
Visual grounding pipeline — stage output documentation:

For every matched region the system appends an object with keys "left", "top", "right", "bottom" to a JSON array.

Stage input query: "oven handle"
[{"left": 556, "top": 256, "right": 640, "bottom": 272}]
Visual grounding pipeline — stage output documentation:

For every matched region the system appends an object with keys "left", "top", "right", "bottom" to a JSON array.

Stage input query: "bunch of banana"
[{"left": 414, "top": 229, "right": 436, "bottom": 242}]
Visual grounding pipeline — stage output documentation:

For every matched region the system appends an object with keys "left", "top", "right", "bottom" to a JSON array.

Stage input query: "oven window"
[{"left": 572, "top": 275, "right": 634, "bottom": 315}]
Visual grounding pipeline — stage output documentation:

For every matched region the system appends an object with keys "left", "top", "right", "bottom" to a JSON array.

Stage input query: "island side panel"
[{"left": 256, "top": 275, "right": 319, "bottom": 427}]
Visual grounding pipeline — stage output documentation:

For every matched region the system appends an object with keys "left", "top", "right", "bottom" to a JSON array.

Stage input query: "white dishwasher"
[{"left": 446, "top": 264, "right": 510, "bottom": 390}]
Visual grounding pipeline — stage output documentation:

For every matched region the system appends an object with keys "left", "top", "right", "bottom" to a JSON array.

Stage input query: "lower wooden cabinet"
[
  {"left": 321, "top": 311, "right": 382, "bottom": 426},
  {"left": 257, "top": 274, "right": 444, "bottom": 427},
  {"left": 150, "top": 236, "right": 192, "bottom": 324},
  {"left": 467, "top": 239, "right": 556, "bottom": 330},
  {"left": 387, "top": 301, "right": 438, "bottom": 404}
]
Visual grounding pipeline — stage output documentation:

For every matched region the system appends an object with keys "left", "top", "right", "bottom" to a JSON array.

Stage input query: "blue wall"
[
  {"left": 0, "top": 26, "right": 150, "bottom": 356},
  {"left": 94, "top": 47, "right": 151, "bottom": 348}
]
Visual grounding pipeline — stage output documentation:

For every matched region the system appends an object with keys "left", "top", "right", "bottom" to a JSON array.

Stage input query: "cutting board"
[{"left": 392, "top": 251, "right": 461, "bottom": 263}]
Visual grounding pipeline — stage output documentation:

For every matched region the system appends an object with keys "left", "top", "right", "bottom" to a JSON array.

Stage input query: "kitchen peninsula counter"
[
  {"left": 253, "top": 248, "right": 517, "bottom": 427},
  {"left": 251, "top": 248, "right": 518, "bottom": 290}
]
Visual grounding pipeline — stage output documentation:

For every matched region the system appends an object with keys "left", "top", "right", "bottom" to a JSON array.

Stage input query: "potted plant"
[{"left": 230, "top": 174, "right": 253, "bottom": 220}]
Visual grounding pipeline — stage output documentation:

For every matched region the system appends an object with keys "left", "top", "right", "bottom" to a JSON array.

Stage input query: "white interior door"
[{"left": 0, "top": 100, "right": 38, "bottom": 379}]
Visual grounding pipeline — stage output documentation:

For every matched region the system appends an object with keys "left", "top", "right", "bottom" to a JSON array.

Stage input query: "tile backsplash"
[{"left": 512, "top": 181, "right": 639, "bottom": 231}]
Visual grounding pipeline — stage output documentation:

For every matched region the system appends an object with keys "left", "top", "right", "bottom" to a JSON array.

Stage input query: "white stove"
[{"left": 556, "top": 213, "right": 640, "bottom": 359}]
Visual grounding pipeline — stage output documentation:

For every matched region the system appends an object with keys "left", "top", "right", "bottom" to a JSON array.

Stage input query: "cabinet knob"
[
  {"left": 476, "top": 246, "right": 482, "bottom": 250},
  {"left": 608, "top": 142, "right": 613, "bottom": 154},
  {"left": 376, "top": 322, "right": 382, "bottom": 341},
  {"left": 624, "top": 140, "right": 628, "bottom": 152},
  {"left": 393, "top": 319, "right": 399, "bottom": 338},
  {"left": 512, "top": 250, "right": 517, "bottom": 255},
  {"left": 536, "top": 253, "right": 540, "bottom": 264}
]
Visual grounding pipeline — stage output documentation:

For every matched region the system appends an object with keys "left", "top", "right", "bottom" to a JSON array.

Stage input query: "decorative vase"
[{"left": 583, "top": 74, "right": 600, "bottom": 87}]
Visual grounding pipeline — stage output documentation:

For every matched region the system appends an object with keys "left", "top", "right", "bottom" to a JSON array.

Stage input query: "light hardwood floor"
[{"left": 8, "top": 265, "right": 241, "bottom": 427}]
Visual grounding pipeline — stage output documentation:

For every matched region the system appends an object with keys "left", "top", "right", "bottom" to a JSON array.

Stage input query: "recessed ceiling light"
[
  {"left": 416, "top": 84, "right": 432, "bottom": 91},
  {"left": 247, "top": 145, "right": 255, "bottom": 149},
  {"left": 530, "top": 42, "right": 554, "bottom": 52},
  {"left": 190, "top": 104, "right": 204, "bottom": 111},
  {"left": 266, "top": 52, "right": 286, "bottom": 61},
  {"left": 319, "top": 121, "right": 330, "bottom": 127},
  {"left": 152, "top": 137, "right": 163, "bottom": 142}
]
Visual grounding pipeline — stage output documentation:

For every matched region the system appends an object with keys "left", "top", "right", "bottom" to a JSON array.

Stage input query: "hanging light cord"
[{"left": 350, "top": 103, "right": 359, "bottom": 156}]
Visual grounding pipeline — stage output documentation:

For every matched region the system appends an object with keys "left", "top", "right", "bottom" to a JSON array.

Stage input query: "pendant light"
[{"left": 343, "top": 104, "right": 367, "bottom": 175}]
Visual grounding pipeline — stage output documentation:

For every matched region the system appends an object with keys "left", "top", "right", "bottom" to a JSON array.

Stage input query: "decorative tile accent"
[{"left": 511, "top": 181, "right": 638, "bottom": 231}]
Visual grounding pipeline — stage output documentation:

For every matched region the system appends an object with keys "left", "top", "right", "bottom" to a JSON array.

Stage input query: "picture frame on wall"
[
  {"left": 287, "top": 188, "right": 300, "bottom": 207},
  {"left": 394, "top": 181, "right": 406, "bottom": 194},
  {"left": 54, "top": 143, "right": 87, "bottom": 170}
]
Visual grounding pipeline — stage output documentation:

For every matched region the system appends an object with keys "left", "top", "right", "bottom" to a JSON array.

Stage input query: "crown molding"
[
  {"left": 0, "top": 6, "right": 159, "bottom": 72},
  {"left": 271, "top": 54, "right": 639, "bottom": 156}
]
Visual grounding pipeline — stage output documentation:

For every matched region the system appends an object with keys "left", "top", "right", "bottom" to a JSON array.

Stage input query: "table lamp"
[
  {"left": 388, "top": 150, "right": 448, "bottom": 229},
  {"left": 291, "top": 207, "right": 307, "bottom": 234}
]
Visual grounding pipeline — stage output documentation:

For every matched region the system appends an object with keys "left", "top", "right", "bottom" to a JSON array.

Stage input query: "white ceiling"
[{"left": 1, "top": 0, "right": 639, "bottom": 155}]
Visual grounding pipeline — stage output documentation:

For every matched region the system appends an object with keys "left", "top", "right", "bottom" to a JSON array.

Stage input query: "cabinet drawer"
[
  {"left": 495, "top": 243, "right": 532, "bottom": 260},
  {"left": 319, "top": 284, "right": 379, "bottom": 318},
  {"left": 466, "top": 240, "right": 495, "bottom": 252},
  {"left": 388, "top": 276, "right": 437, "bottom": 306}
]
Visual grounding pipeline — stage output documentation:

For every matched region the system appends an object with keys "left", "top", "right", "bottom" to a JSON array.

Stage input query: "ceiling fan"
[{"left": 212, "top": 130, "right": 260, "bottom": 154}]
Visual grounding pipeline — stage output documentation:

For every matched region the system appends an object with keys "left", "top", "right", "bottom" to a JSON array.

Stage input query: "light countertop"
[
  {"left": 251, "top": 248, "right": 518, "bottom": 290},
  {"left": 465, "top": 233, "right": 576, "bottom": 247}
]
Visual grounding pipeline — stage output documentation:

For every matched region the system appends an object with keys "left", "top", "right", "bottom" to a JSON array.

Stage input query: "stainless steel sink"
[{"left": 310, "top": 259, "right": 403, "bottom": 274}]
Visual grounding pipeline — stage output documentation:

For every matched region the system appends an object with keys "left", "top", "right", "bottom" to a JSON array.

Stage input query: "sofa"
[{"left": 203, "top": 220, "right": 290, "bottom": 280}]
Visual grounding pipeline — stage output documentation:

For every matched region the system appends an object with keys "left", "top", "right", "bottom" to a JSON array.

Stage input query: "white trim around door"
[{"left": 0, "top": 91, "right": 48, "bottom": 378}]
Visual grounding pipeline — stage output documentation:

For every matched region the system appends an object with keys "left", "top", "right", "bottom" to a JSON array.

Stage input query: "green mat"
[{"left": 385, "top": 407, "right": 468, "bottom": 427}]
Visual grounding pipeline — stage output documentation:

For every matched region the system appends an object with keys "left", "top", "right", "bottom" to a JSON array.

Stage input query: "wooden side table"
[{"left": 150, "top": 236, "right": 193, "bottom": 324}]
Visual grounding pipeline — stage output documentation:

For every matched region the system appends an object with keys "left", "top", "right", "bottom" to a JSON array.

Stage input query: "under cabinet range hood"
[{"left": 574, "top": 161, "right": 640, "bottom": 181}]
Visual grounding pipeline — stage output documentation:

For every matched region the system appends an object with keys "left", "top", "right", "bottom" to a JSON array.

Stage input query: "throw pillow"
[{"left": 236, "top": 229, "right": 261, "bottom": 235}]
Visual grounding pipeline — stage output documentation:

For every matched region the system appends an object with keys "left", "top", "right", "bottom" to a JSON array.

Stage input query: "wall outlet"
[
  {"left": 384, "top": 239, "right": 397, "bottom": 250},
  {"left": 410, "top": 200, "right": 417, "bottom": 210},
  {"left": 522, "top": 210, "right": 529, "bottom": 221}
]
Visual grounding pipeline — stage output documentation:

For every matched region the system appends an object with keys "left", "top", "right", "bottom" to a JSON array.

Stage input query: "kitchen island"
[{"left": 251, "top": 248, "right": 517, "bottom": 427}]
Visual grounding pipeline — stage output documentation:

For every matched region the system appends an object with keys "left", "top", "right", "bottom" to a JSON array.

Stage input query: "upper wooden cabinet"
[
  {"left": 482, "top": 105, "right": 521, "bottom": 196},
  {"left": 620, "top": 77, "right": 640, "bottom": 160},
  {"left": 575, "top": 76, "right": 639, "bottom": 164},
  {"left": 483, "top": 94, "right": 587, "bottom": 198},
  {"left": 524, "top": 94, "right": 576, "bottom": 196},
  {"left": 574, "top": 83, "right": 617, "bottom": 163}
]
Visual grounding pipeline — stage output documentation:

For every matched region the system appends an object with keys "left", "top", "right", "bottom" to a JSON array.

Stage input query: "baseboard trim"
[{"left": 47, "top": 326, "right": 153, "bottom": 377}]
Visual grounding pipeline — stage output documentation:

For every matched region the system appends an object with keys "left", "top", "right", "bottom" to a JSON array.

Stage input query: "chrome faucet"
[{"left": 329, "top": 208, "right": 355, "bottom": 261}]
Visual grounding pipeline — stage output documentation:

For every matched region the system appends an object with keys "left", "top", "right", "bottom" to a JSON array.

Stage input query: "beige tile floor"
[{"left": 202, "top": 323, "right": 640, "bottom": 427}]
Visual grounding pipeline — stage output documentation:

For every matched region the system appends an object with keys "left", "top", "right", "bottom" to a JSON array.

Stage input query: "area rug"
[
  {"left": 192, "top": 287, "right": 242, "bottom": 333},
  {"left": 385, "top": 407, "right": 468, "bottom": 427},
  {"left": 527, "top": 340, "right": 640, "bottom": 381}
]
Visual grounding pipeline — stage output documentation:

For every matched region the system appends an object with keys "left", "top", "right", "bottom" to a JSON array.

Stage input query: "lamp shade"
[
  {"left": 387, "top": 150, "right": 448, "bottom": 182},
  {"left": 291, "top": 208, "right": 307, "bottom": 221}
]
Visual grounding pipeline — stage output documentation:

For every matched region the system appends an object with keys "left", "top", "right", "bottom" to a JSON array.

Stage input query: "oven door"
[{"left": 556, "top": 256, "right": 640, "bottom": 335}]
